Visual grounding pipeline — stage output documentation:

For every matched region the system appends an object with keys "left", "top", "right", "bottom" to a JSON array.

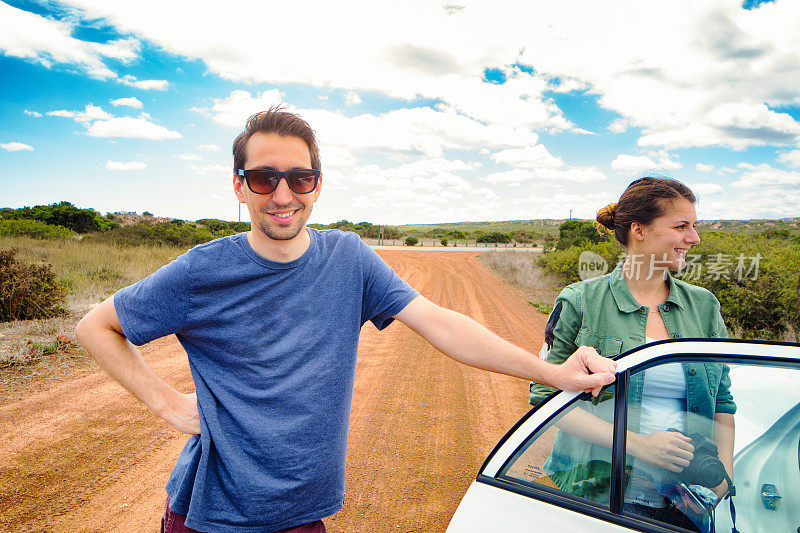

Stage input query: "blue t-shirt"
[{"left": 114, "top": 229, "right": 418, "bottom": 532}]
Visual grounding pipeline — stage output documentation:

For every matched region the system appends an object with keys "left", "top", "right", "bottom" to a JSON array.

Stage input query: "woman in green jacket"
[{"left": 529, "top": 177, "right": 735, "bottom": 529}]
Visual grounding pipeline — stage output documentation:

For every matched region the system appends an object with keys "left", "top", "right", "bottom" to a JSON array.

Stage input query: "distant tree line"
[{"left": 0, "top": 201, "right": 118, "bottom": 233}]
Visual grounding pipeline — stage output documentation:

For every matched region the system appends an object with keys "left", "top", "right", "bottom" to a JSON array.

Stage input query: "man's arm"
[
  {"left": 394, "top": 295, "right": 616, "bottom": 394},
  {"left": 75, "top": 297, "right": 200, "bottom": 434}
]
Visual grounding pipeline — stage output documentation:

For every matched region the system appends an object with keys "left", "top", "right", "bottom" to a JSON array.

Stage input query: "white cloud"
[
  {"left": 111, "top": 97, "right": 144, "bottom": 108},
  {"left": 611, "top": 152, "right": 682, "bottom": 174},
  {"left": 119, "top": 75, "right": 169, "bottom": 90},
  {"left": 46, "top": 104, "right": 181, "bottom": 140},
  {"left": 198, "top": 144, "right": 221, "bottom": 152},
  {"left": 190, "top": 164, "right": 230, "bottom": 175},
  {"left": 320, "top": 145, "right": 357, "bottom": 168},
  {"left": 695, "top": 163, "right": 714, "bottom": 172},
  {"left": 105, "top": 160, "right": 146, "bottom": 171},
  {"left": 197, "top": 90, "right": 543, "bottom": 161},
  {"left": 481, "top": 169, "right": 536, "bottom": 186},
  {"left": 47, "top": 103, "right": 113, "bottom": 122},
  {"left": 732, "top": 163, "right": 800, "bottom": 189},
  {"left": 688, "top": 182, "right": 724, "bottom": 195},
  {"left": 52, "top": 0, "right": 800, "bottom": 153},
  {"left": 491, "top": 145, "right": 562, "bottom": 169},
  {"left": 0, "top": 2, "right": 138, "bottom": 79},
  {"left": 24, "top": 109, "right": 42, "bottom": 117},
  {"left": 608, "top": 118, "right": 630, "bottom": 134},
  {"left": 726, "top": 188, "right": 800, "bottom": 218},
  {"left": 482, "top": 165, "right": 605, "bottom": 185},
  {"left": 345, "top": 91, "right": 362, "bottom": 105},
  {"left": 777, "top": 150, "right": 800, "bottom": 168},
  {"left": 1, "top": 141, "right": 34, "bottom": 151},
  {"left": 177, "top": 154, "right": 202, "bottom": 161},
  {"left": 193, "top": 89, "right": 285, "bottom": 127},
  {"left": 88, "top": 116, "right": 181, "bottom": 139}
]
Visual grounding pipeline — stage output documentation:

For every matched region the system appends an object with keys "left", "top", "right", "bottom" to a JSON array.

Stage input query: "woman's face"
[{"left": 634, "top": 198, "right": 700, "bottom": 272}]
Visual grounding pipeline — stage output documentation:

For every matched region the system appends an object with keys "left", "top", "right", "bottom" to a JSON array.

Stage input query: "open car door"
[{"left": 448, "top": 339, "right": 800, "bottom": 533}]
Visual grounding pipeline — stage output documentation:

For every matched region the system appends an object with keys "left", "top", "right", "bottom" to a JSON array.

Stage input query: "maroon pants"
[{"left": 161, "top": 498, "right": 327, "bottom": 533}]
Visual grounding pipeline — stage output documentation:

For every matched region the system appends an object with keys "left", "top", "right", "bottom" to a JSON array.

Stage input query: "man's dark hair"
[{"left": 232, "top": 105, "right": 321, "bottom": 176}]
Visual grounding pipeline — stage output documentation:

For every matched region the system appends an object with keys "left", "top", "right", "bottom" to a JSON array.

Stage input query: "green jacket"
[{"left": 528, "top": 263, "right": 736, "bottom": 503}]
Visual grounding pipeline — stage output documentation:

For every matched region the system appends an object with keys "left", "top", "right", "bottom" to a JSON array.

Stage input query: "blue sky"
[{"left": 1, "top": 0, "right": 799, "bottom": 225}]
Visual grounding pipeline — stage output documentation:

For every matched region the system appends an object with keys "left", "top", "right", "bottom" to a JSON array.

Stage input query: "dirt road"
[{"left": 0, "top": 251, "right": 547, "bottom": 532}]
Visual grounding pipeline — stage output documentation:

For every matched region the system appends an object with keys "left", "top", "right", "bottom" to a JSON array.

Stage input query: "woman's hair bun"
[{"left": 596, "top": 202, "right": 617, "bottom": 231}]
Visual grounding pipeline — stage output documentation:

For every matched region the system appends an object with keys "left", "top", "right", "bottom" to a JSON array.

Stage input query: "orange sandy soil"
[{"left": 0, "top": 250, "right": 546, "bottom": 532}]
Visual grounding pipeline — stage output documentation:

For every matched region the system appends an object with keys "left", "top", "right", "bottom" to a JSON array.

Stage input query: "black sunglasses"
[{"left": 237, "top": 168, "right": 320, "bottom": 195}]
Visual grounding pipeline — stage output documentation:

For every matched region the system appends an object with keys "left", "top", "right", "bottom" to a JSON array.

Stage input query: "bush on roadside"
[
  {"left": 538, "top": 241, "right": 623, "bottom": 285},
  {"left": 1, "top": 201, "right": 118, "bottom": 233},
  {"left": 0, "top": 219, "right": 76, "bottom": 239},
  {"left": 404, "top": 236, "right": 419, "bottom": 246},
  {"left": 556, "top": 220, "right": 609, "bottom": 250},
  {"left": 86, "top": 221, "right": 217, "bottom": 247},
  {"left": 440, "top": 238, "right": 448, "bottom": 246},
  {"left": 677, "top": 232, "right": 800, "bottom": 340},
  {"left": 538, "top": 230, "right": 800, "bottom": 340},
  {"left": 0, "top": 248, "right": 67, "bottom": 321},
  {"left": 476, "top": 232, "right": 512, "bottom": 244},
  {"left": 196, "top": 218, "right": 250, "bottom": 234}
]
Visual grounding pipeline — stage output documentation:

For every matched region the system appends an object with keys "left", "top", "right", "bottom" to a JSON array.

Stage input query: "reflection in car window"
[
  {"left": 500, "top": 392, "right": 616, "bottom": 508},
  {"left": 624, "top": 361, "right": 800, "bottom": 533}
]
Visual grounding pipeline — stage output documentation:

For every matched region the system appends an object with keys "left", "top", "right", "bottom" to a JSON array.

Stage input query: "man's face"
[{"left": 233, "top": 132, "right": 322, "bottom": 242}]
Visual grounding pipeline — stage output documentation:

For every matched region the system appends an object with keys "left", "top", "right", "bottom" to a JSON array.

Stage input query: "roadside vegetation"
[
  {"left": 535, "top": 220, "right": 800, "bottom": 341},
  {"left": 1, "top": 201, "right": 799, "bottom": 373},
  {"left": 479, "top": 251, "right": 562, "bottom": 316}
]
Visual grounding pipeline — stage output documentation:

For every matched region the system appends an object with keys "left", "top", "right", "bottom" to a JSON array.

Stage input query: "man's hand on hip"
[
  {"left": 552, "top": 346, "right": 617, "bottom": 396},
  {"left": 162, "top": 392, "right": 201, "bottom": 435}
]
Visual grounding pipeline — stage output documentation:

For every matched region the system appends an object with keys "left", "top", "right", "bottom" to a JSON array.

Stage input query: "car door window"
[
  {"left": 499, "top": 391, "right": 616, "bottom": 508},
  {"left": 623, "top": 360, "right": 800, "bottom": 533}
]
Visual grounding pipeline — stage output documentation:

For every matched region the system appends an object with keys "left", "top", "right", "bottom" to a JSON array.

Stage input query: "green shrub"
[
  {"left": 538, "top": 241, "right": 623, "bottom": 284},
  {"left": 529, "top": 301, "right": 554, "bottom": 315},
  {"left": 440, "top": 238, "right": 448, "bottom": 246},
  {"left": 404, "top": 236, "right": 419, "bottom": 246},
  {"left": 0, "top": 248, "right": 67, "bottom": 321},
  {"left": 309, "top": 219, "right": 391, "bottom": 239},
  {"left": 510, "top": 230, "right": 541, "bottom": 244},
  {"left": 477, "top": 232, "right": 512, "bottom": 244},
  {"left": 196, "top": 218, "right": 250, "bottom": 234},
  {"left": 87, "top": 221, "right": 217, "bottom": 247},
  {"left": 0, "top": 219, "right": 76, "bottom": 239},
  {"left": 538, "top": 231, "right": 800, "bottom": 340},
  {"left": 1, "top": 201, "right": 118, "bottom": 233},
  {"left": 676, "top": 232, "right": 800, "bottom": 339},
  {"left": 556, "top": 220, "right": 609, "bottom": 250}
]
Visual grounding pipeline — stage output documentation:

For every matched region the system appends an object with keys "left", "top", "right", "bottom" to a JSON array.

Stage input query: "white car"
[{"left": 448, "top": 339, "right": 800, "bottom": 533}]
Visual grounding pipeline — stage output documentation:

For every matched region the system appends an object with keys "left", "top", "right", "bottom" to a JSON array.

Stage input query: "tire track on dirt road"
[{"left": 0, "top": 250, "right": 547, "bottom": 532}]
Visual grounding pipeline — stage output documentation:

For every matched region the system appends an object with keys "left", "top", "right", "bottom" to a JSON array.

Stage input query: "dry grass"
[
  {"left": 478, "top": 251, "right": 563, "bottom": 313},
  {"left": 0, "top": 236, "right": 186, "bottom": 377},
  {"left": 0, "top": 236, "right": 184, "bottom": 309}
]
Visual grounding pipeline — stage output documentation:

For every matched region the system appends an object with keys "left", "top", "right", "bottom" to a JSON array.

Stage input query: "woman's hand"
[
  {"left": 711, "top": 479, "right": 729, "bottom": 505},
  {"left": 629, "top": 430, "right": 694, "bottom": 472}
]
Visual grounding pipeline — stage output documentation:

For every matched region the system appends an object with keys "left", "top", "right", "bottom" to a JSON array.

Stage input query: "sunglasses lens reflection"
[
  {"left": 246, "top": 170, "right": 317, "bottom": 194},
  {"left": 248, "top": 171, "right": 280, "bottom": 193},
  {"left": 287, "top": 170, "right": 317, "bottom": 193}
]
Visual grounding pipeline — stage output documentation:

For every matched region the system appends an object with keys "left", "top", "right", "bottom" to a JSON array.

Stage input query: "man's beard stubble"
[{"left": 256, "top": 202, "right": 306, "bottom": 241}]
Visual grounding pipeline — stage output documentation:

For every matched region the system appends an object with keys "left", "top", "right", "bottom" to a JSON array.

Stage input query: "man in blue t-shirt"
[{"left": 76, "top": 106, "right": 616, "bottom": 533}]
